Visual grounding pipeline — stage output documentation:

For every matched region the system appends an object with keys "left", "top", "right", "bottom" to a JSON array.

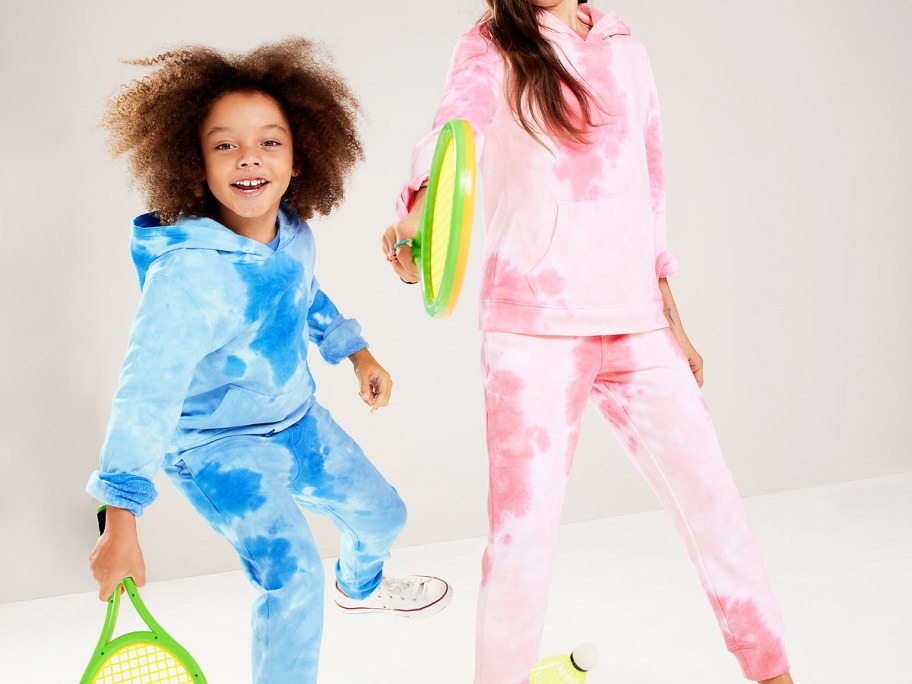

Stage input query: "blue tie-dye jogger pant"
[{"left": 163, "top": 400, "right": 407, "bottom": 683}]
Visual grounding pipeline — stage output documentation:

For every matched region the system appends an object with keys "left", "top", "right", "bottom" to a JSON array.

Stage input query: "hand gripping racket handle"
[
  {"left": 97, "top": 504, "right": 107, "bottom": 535},
  {"left": 94, "top": 506, "right": 158, "bottom": 624},
  {"left": 83, "top": 506, "right": 209, "bottom": 683}
]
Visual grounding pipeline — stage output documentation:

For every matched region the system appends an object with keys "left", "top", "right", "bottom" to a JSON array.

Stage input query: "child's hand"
[
  {"left": 381, "top": 188, "right": 425, "bottom": 284},
  {"left": 671, "top": 327, "right": 704, "bottom": 388},
  {"left": 88, "top": 506, "right": 147, "bottom": 601},
  {"left": 381, "top": 219, "right": 420, "bottom": 283},
  {"left": 349, "top": 348, "right": 392, "bottom": 412}
]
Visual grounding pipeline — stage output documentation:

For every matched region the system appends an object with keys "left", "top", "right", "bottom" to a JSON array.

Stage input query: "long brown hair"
[{"left": 481, "top": 0, "right": 597, "bottom": 145}]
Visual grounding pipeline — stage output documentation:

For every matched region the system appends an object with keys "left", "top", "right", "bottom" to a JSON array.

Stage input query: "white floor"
[{"left": 3, "top": 474, "right": 910, "bottom": 683}]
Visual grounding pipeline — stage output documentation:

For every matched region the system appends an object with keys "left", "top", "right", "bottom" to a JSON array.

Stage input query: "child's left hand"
[
  {"left": 349, "top": 348, "right": 392, "bottom": 412},
  {"left": 670, "top": 327, "right": 704, "bottom": 388}
]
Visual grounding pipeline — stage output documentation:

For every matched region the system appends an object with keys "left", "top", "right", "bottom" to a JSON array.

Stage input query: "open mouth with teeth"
[{"left": 231, "top": 178, "right": 270, "bottom": 195}]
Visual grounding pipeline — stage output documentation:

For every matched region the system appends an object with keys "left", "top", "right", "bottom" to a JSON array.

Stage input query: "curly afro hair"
[{"left": 102, "top": 37, "right": 363, "bottom": 224}]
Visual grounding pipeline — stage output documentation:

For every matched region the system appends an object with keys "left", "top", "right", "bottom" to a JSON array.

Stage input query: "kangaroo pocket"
[
  {"left": 527, "top": 197, "right": 657, "bottom": 309},
  {"left": 179, "top": 382, "right": 309, "bottom": 432}
]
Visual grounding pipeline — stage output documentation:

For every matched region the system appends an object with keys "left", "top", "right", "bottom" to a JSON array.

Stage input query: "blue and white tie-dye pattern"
[
  {"left": 87, "top": 204, "right": 368, "bottom": 514},
  {"left": 165, "top": 403, "right": 406, "bottom": 683},
  {"left": 86, "top": 205, "right": 403, "bottom": 682}
]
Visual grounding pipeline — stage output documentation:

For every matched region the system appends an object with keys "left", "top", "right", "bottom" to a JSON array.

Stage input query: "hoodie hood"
[
  {"left": 131, "top": 204, "right": 300, "bottom": 289},
  {"left": 538, "top": 4, "right": 631, "bottom": 40}
]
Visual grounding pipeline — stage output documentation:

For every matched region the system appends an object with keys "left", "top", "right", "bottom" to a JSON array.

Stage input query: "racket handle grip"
[{"left": 97, "top": 505, "right": 107, "bottom": 536}]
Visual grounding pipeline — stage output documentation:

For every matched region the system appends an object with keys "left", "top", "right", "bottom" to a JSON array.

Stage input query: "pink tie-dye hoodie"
[{"left": 398, "top": 5, "right": 679, "bottom": 336}]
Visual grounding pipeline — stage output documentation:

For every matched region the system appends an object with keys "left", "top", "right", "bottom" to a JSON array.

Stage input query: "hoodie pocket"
[
  {"left": 527, "top": 197, "right": 655, "bottom": 309},
  {"left": 181, "top": 383, "right": 307, "bottom": 432}
]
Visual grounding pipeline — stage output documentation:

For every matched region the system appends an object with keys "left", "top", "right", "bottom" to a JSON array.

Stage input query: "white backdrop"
[{"left": 1, "top": 0, "right": 910, "bottom": 603}]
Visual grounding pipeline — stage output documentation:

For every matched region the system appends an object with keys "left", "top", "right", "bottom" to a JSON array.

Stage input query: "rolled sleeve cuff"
[
  {"left": 396, "top": 173, "right": 430, "bottom": 220},
  {"left": 86, "top": 472, "right": 158, "bottom": 517},
  {"left": 319, "top": 316, "right": 368, "bottom": 365},
  {"left": 656, "top": 249, "right": 680, "bottom": 279}
]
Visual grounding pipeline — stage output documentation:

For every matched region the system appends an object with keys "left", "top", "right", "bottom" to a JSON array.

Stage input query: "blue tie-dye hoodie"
[{"left": 86, "top": 205, "right": 368, "bottom": 516}]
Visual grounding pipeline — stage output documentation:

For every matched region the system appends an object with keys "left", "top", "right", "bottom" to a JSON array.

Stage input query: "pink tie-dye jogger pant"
[{"left": 475, "top": 328, "right": 789, "bottom": 682}]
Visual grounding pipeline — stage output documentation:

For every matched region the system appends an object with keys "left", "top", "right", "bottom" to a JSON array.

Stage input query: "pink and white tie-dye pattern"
[
  {"left": 399, "top": 5, "right": 787, "bottom": 680},
  {"left": 476, "top": 331, "right": 789, "bottom": 683},
  {"left": 399, "top": 5, "right": 679, "bottom": 336}
]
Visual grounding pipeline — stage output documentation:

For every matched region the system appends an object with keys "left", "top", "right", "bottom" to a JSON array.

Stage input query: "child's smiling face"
[{"left": 200, "top": 90, "right": 295, "bottom": 235}]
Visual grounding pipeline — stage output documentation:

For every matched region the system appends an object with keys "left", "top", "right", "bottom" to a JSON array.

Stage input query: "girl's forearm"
[{"left": 658, "top": 277, "right": 682, "bottom": 328}]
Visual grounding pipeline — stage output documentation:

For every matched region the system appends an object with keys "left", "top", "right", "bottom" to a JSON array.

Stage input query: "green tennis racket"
[
  {"left": 81, "top": 507, "right": 208, "bottom": 684},
  {"left": 411, "top": 118, "right": 476, "bottom": 318}
]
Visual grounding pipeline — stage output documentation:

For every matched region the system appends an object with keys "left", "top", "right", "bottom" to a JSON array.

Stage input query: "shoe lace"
[{"left": 377, "top": 576, "right": 431, "bottom": 602}]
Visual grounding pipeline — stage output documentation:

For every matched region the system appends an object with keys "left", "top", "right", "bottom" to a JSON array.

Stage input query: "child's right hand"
[
  {"left": 88, "top": 506, "right": 146, "bottom": 601},
  {"left": 381, "top": 188, "right": 426, "bottom": 284}
]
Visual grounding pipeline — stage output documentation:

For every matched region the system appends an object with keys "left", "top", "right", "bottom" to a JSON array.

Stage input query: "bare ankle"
[{"left": 759, "top": 673, "right": 793, "bottom": 684}]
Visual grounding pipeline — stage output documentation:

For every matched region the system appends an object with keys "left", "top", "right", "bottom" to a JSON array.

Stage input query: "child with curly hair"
[{"left": 86, "top": 38, "right": 451, "bottom": 683}]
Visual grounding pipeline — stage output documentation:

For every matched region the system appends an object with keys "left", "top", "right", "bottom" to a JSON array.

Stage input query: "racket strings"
[
  {"left": 429, "top": 139, "right": 456, "bottom": 295},
  {"left": 92, "top": 641, "right": 193, "bottom": 683}
]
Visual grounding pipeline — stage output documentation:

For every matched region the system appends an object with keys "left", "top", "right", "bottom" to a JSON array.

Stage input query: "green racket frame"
[
  {"left": 81, "top": 506, "right": 207, "bottom": 683},
  {"left": 80, "top": 577, "right": 208, "bottom": 683},
  {"left": 412, "top": 118, "right": 476, "bottom": 318}
]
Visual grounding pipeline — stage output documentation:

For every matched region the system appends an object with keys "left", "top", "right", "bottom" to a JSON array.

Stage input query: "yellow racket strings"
[
  {"left": 91, "top": 642, "right": 193, "bottom": 683},
  {"left": 429, "top": 137, "right": 456, "bottom": 297}
]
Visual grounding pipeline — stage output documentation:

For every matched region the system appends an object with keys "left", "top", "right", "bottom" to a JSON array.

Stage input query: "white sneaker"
[{"left": 334, "top": 575, "right": 453, "bottom": 618}]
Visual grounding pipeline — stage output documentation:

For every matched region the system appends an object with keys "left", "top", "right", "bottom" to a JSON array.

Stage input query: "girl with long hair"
[{"left": 382, "top": 1, "right": 794, "bottom": 682}]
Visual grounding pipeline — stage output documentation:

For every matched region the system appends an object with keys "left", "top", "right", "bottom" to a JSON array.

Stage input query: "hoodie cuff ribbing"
[
  {"left": 319, "top": 316, "right": 368, "bottom": 365},
  {"left": 86, "top": 472, "right": 158, "bottom": 517},
  {"left": 655, "top": 249, "right": 679, "bottom": 279},
  {"left": 396, "top": 173, "right": 430, "bottom": 220}
]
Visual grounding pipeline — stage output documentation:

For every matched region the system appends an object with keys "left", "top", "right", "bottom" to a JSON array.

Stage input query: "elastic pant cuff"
[
  {"left": 335, "top": 562, "right": 382, "bottom": 600},
  {"left": 732, "top": 636, "right": 790, "bottom": 681}
]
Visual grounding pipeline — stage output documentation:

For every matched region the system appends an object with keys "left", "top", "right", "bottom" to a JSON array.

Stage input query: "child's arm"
[
  {"left": 643, "top": 53, "right": 679, "bottom": 282},
  {"left": 385, "top": 27, "right": 499, "bottom": 278},
  {"left": 643, "top": 55, "right": 701, "bottom": 384},
  {"left": 306, "top": 280, "right": 392, "bottom": 411},
  {"left": 88, "top": 505, "right": 146, "bottom": 601},
  {"left": 88, "top": 275, "right": 213, "bottom": 515},
  {"left": 659, "top": 277, "right": 703, "bottom": 387},
  {"left": 395, "top": 26, "right": 498, "bottom": 220},
  {"left": 306, "top": 284, "right": 368, "bottom": 364},
  {"left": 86, "top": 275, "right": 212, "bottom": 596}
]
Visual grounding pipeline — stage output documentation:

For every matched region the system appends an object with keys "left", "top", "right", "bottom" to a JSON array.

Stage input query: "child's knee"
[
  {"left": 387, "top": 488, "right": 408, "bottom": 534},
  {"left": 242, "top": 534, "right": 324, "bottom": 592},
  {"left": 371, "top": 487, "right": 407, "bottom": 541}
]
